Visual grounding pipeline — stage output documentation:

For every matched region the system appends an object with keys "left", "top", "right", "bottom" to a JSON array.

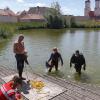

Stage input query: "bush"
[
  {"left": 70, "top": 16, "right": 77, "bottom": 28},
  {"left": 46, "top": 2, "right": 68, "bottom": 29},
  {"left": 47, "top": 15, "right": 64, "bottom": 29},
  {"left": 0, "top": 27, "right": 10, "bottom": 39}
]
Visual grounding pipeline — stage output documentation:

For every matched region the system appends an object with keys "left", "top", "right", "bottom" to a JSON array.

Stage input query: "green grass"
[
  {"left": 0, "top": 26, "right": 13, "bottom": 39},
  {"left": 0, "top": 22, "right": 46, "bottom": 39},
  {"left": 0, "top": 22, "right": 46, "bottom": 30},
  {"left": 16, "top": 22, "right": 46, "bottom": 30},
  {"left": 0, "top": 20, "right": 100, "bottom": 40},
  {"left": 76, "top": 20, "right": 100, "bottom": 28}
]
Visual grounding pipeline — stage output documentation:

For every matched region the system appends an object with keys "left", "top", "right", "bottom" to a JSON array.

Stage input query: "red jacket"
[{"left": 0, "top": 81, "right": 17, "bottom": 100}]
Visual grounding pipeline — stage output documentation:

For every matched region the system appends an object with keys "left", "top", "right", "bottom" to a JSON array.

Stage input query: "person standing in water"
[
  {"left": 13, "top": 34, "right": 28, "bottom": 80},
  {"left": 47, "top": 47, "right": 63, "bottom": 72},
  {"left": 70, "top": 50, "right": 86, "bottom": 75}
]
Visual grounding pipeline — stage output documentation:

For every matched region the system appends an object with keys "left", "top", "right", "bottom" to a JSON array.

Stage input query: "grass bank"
[
  {"left": 74, "top": 20, "right": 100, "bottom": 28},
  {"left": 0, "top": 20, "right": 100, "bottom": 41},
  {"left": 0, "top": 22, "right": 46, "bottom": 40}
]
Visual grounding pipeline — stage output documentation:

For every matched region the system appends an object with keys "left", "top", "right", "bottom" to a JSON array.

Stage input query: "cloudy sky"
[{"left": 0, "top": 0, "right": 95, "bottom": 15}]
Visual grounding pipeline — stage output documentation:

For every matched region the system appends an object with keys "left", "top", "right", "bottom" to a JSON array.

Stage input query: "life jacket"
[{"left": 0, "top": 81, "right": 16, "bottom": 100}]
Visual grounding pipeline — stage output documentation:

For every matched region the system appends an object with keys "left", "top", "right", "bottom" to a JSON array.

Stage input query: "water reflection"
[
  {"left": 69, "top": 29, "right": 76, "bottom": 34},
  {"left": 0, "top": 29, "right": 100, "bottom": 85},
  {"left": 47, "top": 70, "right": 64, "bottom": 78},
  {"left": 73, "top": 72, "right": 91, "bottom": 83}
]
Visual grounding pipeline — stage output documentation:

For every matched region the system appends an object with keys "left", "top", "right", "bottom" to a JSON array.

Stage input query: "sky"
[{"left": 0, "top": 0, "right": 95, "bottom": 16}]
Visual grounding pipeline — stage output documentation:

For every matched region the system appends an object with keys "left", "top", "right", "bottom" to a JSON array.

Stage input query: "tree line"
[{"left": 45, "top": 2, "right": 77, "bottom": 29}]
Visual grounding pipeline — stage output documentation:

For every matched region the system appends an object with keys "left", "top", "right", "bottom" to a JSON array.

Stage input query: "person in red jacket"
[{"left": 0, "top": 76, "right": 22, "bottom": 100}]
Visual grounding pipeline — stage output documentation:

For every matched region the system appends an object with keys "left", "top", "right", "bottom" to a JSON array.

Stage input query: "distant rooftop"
[
  {"left": 0, "top": 7, "right": 16, "bottom": 16},
  {"left": 20, "top": 14, "right": 45, "bottom": 20}
]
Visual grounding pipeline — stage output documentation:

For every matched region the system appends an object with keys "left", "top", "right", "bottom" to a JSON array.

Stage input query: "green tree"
[
  {"left": 46, "top": 2, "right": 67, "bottom": 29},
  {"left": 64, "top": 18, "right": 69, "bottom": 28},
  {"left": 70, "top": 16, "right": 77, "bottom": 28},
  {"left": 51, "top": 2, "right": 61, "bottom": 15}
]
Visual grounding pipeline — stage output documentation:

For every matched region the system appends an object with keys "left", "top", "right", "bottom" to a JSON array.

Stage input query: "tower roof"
[{"left": 85, "top": 0, "right": 90, "bottom": 3}]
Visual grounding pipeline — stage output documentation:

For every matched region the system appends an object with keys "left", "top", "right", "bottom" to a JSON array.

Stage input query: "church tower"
[
  {"left": 95, "top": 0, "right": 100, "bottom": 16},
  {"left": 84, "top": 0, "right": 91, "bottom": 16}
]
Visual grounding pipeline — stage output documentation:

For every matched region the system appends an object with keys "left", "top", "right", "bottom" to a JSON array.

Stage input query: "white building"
[
  {"left": 85, "top": 0, "right": 100, "bottom": 17},
  {"left": 84, "top": 0, "right": 91, "bottom": 17},
  {"left": 94, "top": 0, "right": 100, "bottom": 16}
]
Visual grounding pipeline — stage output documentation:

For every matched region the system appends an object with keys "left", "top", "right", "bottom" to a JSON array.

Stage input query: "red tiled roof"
[
  {"left": 5, "top": 9, "right": 16, "bottom": 16},
  {"left": 0, "top": 8, "right": 16, "bottom": 16},
  {"left": 17, "top": 10, "right": 27, "bottom": 16},
  {"left": 20, "top": 14, "right": 45, "bottom": 20},
  {"left": 0, "top": 9, "right": 8, "bottom": 16}
]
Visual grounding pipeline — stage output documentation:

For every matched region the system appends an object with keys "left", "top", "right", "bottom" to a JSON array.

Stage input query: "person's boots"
[
  {"left": 78, "top": 71, "right": 81, "bottom": 76},
  {"left": 55, "top": 66, "right": 58, "bottom": 71},
  {"left": 48, "top": 68, "right": 52, "bottom": 72},
  {"left": 19, "top": 71, "right": 26, "bottom": 80}
]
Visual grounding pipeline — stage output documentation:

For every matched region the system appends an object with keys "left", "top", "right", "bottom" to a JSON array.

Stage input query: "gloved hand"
[
  {"left": 70, "top": 63, "right": 72, "bottom": 68},
  {"left": 25, "top": 59, "right": 29, "bottom": 65},
  {"left": 83, "top": 64, "right": 86, "bottom": 70}
]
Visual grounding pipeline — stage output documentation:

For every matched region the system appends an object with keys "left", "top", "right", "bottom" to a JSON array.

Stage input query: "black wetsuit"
[
  {"left": 48, "top": 52, "right": 63, "bottom": 72},
  {"left": 70, "top": 53, "right": 86, "bottom": 74},
  {"left": 15, "top": 54, "right": 28, "bottom": 77}
]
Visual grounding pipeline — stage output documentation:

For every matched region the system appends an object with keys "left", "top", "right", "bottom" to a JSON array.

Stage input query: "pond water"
[{"left": 0, "top": 29, "right": 100, "bottom": 85}]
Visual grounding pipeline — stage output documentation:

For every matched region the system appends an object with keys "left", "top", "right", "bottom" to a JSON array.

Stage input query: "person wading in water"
[
  {"left": 13, "top": 34, "right": 28, "bottom": 80},
  {"left": 47, "top": 47, "right": 63, "bottom": 72},
  {"left": 70, "top": 50, "right": 86, "bottom": 75}
]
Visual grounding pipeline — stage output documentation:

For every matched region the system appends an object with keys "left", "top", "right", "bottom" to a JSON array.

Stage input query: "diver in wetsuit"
[
  {"left": 70, "top": 50, "right": 86, "bottom": 75},
  {"left": 47, "top": 47, "right": 63, "bottom": 72}
]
